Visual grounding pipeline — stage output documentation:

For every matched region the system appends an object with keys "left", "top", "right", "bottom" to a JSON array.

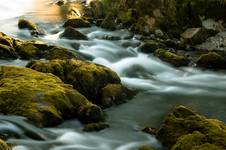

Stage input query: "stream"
[{"left": 0, "top": 0, "right": 226, "bottom": 150}]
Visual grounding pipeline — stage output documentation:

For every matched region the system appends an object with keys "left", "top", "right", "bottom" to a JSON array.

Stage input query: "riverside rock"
[
  {"left": 60, "top": 27, "right": 88, "bottom": 40},
  {"left": 0, "top": 66, "right": 104, "bottom": 127},
  {"left": 26, "top": 59, "right": 121, "bottom": 104},
  {"left": 156, "top": 105, "right": 226, "bottom": 150},
  {"left": 18, "top": 19, "right": 45, "bottom": 36},
  {"left": 63, "top": 18, "right": 91, "bottom": 28}
]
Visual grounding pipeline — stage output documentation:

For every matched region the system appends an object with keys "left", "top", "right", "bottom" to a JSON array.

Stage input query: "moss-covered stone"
[
  {"left": 27, "top": 59, "right": 121, "bottom": 103},
  {"left": 156, "top": 105, "right": 226, "bottom": 150},
  {"left": 100, "top": 84, "right": 135, "bottom": 108},
  {"left": 196, "top": 52, "right": 226, "bottom": 69},
  {"left": 16, "top": 41, "right": 78, "bottom": 60},
  {"left": 83, "top": 122, "right": 110, "bottom": 132},
  {"left": 0, "top": 139, "right": 11, "bottom": 150},
  {"left": 139, "top": 40, "right": 165, "bottom": 54},
  {"left": 60, "top": 27, "right": 88, "bottom": 40},
  {"left": 63, "top": 18, "right": 91, "bottom": 28},
  {"left": 0, "top": 66, "right": 104, "bottom": 127},
  {"left": 18, "top": 19, "right": 45, "bottom": 37},
  {"left": 0, "top": 32, "right": 14, "bottom": 48},
  {"left": 154, "top": 48, "right": 189, "bottom": 67},
  {"left": 138, "top": 145, "right": 155, "bottom": 150},
  {"left": 0, "top": 44, "right": 18, "bottom": 59}
]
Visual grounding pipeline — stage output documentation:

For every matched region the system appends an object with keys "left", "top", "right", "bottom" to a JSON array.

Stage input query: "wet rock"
[
  {"left": 156, "top": 105, "right": 226, "bottom": 150},
  {"left": 142, "top": 127, "right": 157, "bottom": 135},
  {"left": 196, "top": 52, "right": 226, "bottom": 69},
  {"left": 0, "top": 66, "right": 104, "bottom": 127},
  {"left": 181, "top": 27, "right": 217, "bottom": 45},
  {"left": 63, "top": 18, "right": 91, "bottom": 28},
  {"left": 100, "top": 84, "right": 136, "bottom": 108},
  {"left": 139, "top": 40, "right": 165, "bottom": 54},
  {"left": 83, "top": 122, "right": 110, "bottom": 132},
  {"left": 56, "top": 0, "right": 64, "bottom": 6},
  {"left": 71, "top": 42, "right": 80, "bottom": 50},
  {"left": 0, "top": 44, "right": 18, "bottom": 59},
  {"left": 60, "top": 27, "right": 88, "bottom": 40},
  {"left": 16, "top": 41, "right": 78, "bottom": 60},
  {"left": 100, "top": 13, "right": 117, "bottom": 30},
  {"left": 154, "top": 48, "right": 189, "bottom": 67},
  {"left": 0, "top": 139, "right": 11, "bottom": 150},
  {"left": 101, "top": 35, "right": 121, "bottom": 41},
  {"left": 18, "top": 19, "right": 45, "bottom": 37},
  {"left": 121, "top": 41, "right": 141, "bottom": 48},
  {"left": 27, "top": 59, "right": 121, "bottom": 103},
  {"left": 0, "top": 32, "right": 14, "bottom": 48}
]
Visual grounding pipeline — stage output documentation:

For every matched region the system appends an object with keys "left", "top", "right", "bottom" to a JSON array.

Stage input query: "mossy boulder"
[
  {"left": 18, "top": 19, "right": 45, "bottom": 36},
  {"left": 0, "top": 139, "right": 11, "bottom": 150},
  {"left": 156, "top": 105, "right": 226, "bottom": 150},
  {"left": 16, "top": 41, "right": 78, "bottom": 60},
  {"left": 196, "top": 52, "right": 226, "bottom": 69},
  {"left": 100, "top": 84, "right": 135, "bottom": 108},
  {"left": 0, "top": 66, "right": 104, "bottom": 127},
  {"left": 139, "top": 40, "right": 165, "bottom": 54},
  {"left": 27, "top": 59, "right": 121, "bottom": 103},
  {"left": 0, "top": 32, "right": 14, "bottom": 48},
  {"left": 63, "top": 18, "right": 91, "bottom": 28},
  {"left": 60, "top": 27, "right": 88, "bottom": 40},
  {"left": 0, "top": 44, "right": 18, "bottom": 59},
  {"left": 154, "top": 48, "right": 189, "bottom": 67}
]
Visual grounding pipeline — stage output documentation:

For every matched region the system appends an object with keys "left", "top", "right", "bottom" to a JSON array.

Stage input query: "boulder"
[
  {"left": 156, "top": 105, "right": 226, "bottom": 150},
  {"left": 60, "top": 27, "right": 88, "bottom": 40},
  {"left": 196, "top": 52, "right": 226, "bottom": 69},
  {"left": 0, "top": 44, "right": 18, "bottom": 59},
  {"left": 18, "top": 19, "right": 45, "bottom": 36},
  {"left": 139, "top": 40, "right": 165, "bottom": 54},
  {"left": 100, "top": 84, "right": 135, "bottom": 108},
  {"left": 0, "top": 66, "right": 104, "bottom": 127},
  {"left": 138, "top": 145, "right": 155, "bottom": 150},
  {"left": 154, "top": 48, "right": 189, "bottom": 67},
  {"left": 63, "top": 18, "right": 91, "bottom": 28},
  {"left": 26, "top": 59, "right": 121, "bottom": 103},
  {"left": 181, "top": 28, "right": 217, "bottom": 45},
  {"left": 16, "top": 41, "right": 78, "bottom": 60}
]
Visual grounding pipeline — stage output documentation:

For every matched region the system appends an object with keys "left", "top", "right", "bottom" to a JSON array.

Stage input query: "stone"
[
  {"left": 83, "top": 122, "right": 110, "bottom": 132},
  {"left": 60, "top": 27, "right": 88, "bottom": 40},
  {"left": 139, "top": 40, "right": 165, "bottom": 53},
  {"left": 63, "top": 18, "right": 91, "bottom": 28},
  {"left": 0, "top": 66, "right": 104, "bottom": 127}
]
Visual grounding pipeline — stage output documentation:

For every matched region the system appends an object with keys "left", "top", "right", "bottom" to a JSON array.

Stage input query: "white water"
[{"left": 0, "top": 1, "right": 226, "bottom": 150}]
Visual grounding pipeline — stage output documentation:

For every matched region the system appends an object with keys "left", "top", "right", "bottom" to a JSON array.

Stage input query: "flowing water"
[{"left": 0, "top": 0, "right": 226, "bottom": 150}]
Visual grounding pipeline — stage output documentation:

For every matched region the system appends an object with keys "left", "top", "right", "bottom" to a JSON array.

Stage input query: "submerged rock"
[
  {"left": 63, "top": 18, "right": 91, "bottom": 28},
  {"left": 196, "top": 52, "right": 226, "bottom": 69},
  {"left": 0, "top": 66, "right": 104, "bottom": 127},
  {"left": 83, "top": 122, "right": 110, "bottom": 132},
  {"left": 27, "top": 59, "right": 121, "bottom": 104},
  {"left": 60, "top": 27, "right": 88, "bottom": 40},
  {"left": 154, "top": 48, "right": 189, "bottom": 67},
  {"left": 100, "top": 84, "right": 135, "bottom": 108},
  {"left": 156, "top": 105, "right": 226, "bottom": 150}
]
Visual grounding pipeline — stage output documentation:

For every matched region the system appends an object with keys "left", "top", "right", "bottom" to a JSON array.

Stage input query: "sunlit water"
[{"left": 0, "top": 1, "right": 226, "bottom": 150}]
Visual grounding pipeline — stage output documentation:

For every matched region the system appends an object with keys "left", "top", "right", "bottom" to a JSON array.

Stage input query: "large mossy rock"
[
  {"left": 60, "top": 27, "right": 88, "bottom": 40},
  {"left": 26, "top": 59, "right": 121, "bottom": 104},
  {"left": 0, "top": 66, "right": 104, "bottom": 127},
  {"left": 63, "top": 18, "right": 91, "bottom": 28},
  {"left": 154, "top": 48, "right": 189, "bottom": 67},
  {"left": 156, "top": 105, "right": 226, "bottom": 150},
  {"left": 15, "top": 41, "right": 79, "bottom": 60}
]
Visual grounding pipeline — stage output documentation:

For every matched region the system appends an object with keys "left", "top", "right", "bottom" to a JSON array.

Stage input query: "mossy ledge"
[{"left": 0, "top": 66, "right": 104, "bottom": 127}]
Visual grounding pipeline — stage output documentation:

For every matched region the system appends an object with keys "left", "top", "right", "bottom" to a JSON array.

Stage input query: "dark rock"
[
  {"left": 181, "top": 28, "right": 217, "bottom": 45},
  {"left": 83, "top": 122, "right": 110, "bottom": 132},
  {"left": 138, "top": 145, "right": 155, "bottom": 150},
  {"left": 60, "top": 27, "right": 88, "bottom": 40},
  {"left": 154, "top": 48, "right": 189, "bottom": 67},
  {"left": 142, "top": 127, "right": 157, "bottom": 135},
  {"left": 196, "top": 52, "right": 226, "bottom": 69},
  {"left": 63, "top": 18, "right": 91, "bottom": 28},
  {"left": 0, "top": 44, "right": 18, "bottom": 59},
  {"left": 139, "top": 40, "right": 165, "bottom": 53}
]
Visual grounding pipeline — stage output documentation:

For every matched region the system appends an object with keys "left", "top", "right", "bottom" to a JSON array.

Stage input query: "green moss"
[
  {"left": 154, "top": 48, "right": 189, "bottom": 67},
  {"left": 83, "top": 122, "right": 109, "bottom": 132},
  {"left": 138, "top": 145, "right": 155, "bottom": 150},
  {"left": 0, "top": 139, "right": 11, "bottom": 150},
  {"left": 18, "top": 19, "right": 38, "bottom": 31},
  {"left": 156, "top": 105, "right": 226, "bottom": 150},
  {"left": 27, "top": 59, "right": 121, "bottom": 103},
  {"left": 63, "top": 18, "right": 91, "bottom": 28},
  {"left": 0, "top": 66, "right": 104, "bottom": 127}
]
